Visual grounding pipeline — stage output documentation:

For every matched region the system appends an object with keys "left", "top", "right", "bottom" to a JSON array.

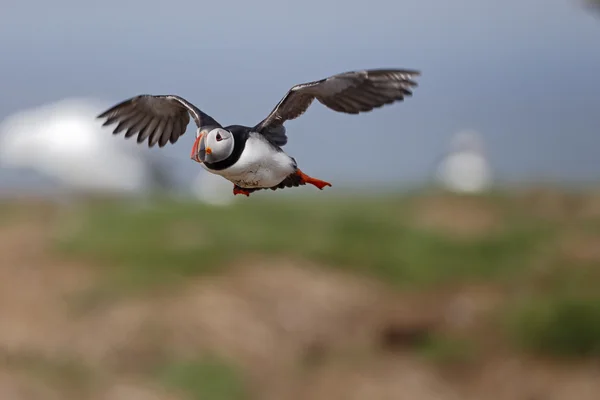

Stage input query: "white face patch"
[{"left": 203, "top": 128, "right": 234, "bottom": 163}]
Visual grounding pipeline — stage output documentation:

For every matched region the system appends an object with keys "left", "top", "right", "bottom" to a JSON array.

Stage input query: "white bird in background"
[
  {"left": 435, "top": 130, "right": 493, "bottom": 194},
  {"left": 0, "top": 98, "right": 174, "bottom": 199},
  {"left": 190, "top": 169, "right": 236, "bottom": 206}
]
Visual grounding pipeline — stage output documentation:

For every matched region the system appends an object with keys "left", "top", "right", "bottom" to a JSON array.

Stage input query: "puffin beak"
[{"left": 191, "top": 133, "right": 205, "bottom": 163}]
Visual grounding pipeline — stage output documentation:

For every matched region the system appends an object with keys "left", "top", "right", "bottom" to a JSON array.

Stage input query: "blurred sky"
[{"left": 1, "top": 0, "right": 599, "bottom": 188}]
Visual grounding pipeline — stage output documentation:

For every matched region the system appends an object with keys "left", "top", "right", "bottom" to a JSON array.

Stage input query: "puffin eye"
[{"left": 216, "top": 133, "right": 223, "bottom": 142}]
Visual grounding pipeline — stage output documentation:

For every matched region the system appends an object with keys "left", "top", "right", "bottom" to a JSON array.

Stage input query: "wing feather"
[
  {"left": 170, "top": 117, "right": 183, "bottom": 144},
  {"left": 254, "top": 68, "right": 420, "bottom": 145},
  {"left": 97, "top": 94, "right": 221, "bottom": 148}
]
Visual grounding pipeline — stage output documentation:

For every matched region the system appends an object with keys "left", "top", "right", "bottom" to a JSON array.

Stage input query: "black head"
[{"left": 193, "top": 125, "right": 251, "bottom": 171}]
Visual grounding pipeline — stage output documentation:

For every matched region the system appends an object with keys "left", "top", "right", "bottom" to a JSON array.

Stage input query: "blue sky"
[{"left": 1, "top": 0, "right": 599, "bottom": 188}]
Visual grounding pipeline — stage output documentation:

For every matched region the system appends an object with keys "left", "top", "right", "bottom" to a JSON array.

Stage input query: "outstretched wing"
[
  {"left": 97, "top": 95, "right": 221, "bottom": 148},
  {"left": 253, "top": 69, "right": 420, "bottom": 145}
]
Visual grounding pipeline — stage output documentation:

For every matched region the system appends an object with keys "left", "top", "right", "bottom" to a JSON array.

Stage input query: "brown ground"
[{"left": 1, "top": 201, "right": 600, "bottom": 400}]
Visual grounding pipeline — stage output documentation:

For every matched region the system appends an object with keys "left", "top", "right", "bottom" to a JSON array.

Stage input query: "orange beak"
[{"left": 190, "top": 133, "right": 204, "bottom": 163}]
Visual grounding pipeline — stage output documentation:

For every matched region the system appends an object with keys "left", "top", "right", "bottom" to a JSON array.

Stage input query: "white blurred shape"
[
  {"left": 190, "top": 169, "right": 235, "bottom": 206},
  {"left": 436, "top": 130, "right": 492, "bottom": 194},
  {"left": 0, "top": 98, "right": 169, "bottom": 197}
]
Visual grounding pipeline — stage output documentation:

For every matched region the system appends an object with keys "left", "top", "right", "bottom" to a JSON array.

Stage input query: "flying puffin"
[{"left": 97, "top": 68, "right": 420, "bottom": 196}]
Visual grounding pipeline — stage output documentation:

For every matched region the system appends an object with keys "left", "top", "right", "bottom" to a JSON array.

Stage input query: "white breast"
[{"left": 203, "top": 133, "right": 296, "bottom": 188}]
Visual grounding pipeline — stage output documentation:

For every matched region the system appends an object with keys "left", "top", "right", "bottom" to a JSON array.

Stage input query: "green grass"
[
  {"left": 5, "top": 190, "right": 600, "bottom": 366},
  {"left": 157, "top": 356, "right": 247, "bottom": 400},
  {"left": 507, "top": 294, "right": 600, "bottom": 358},
  {"left": 415, "top": 334, "right": 476, "bottom": 365},
  {"left": 53, "top": 194, "right": 554, "bottom": 292}
]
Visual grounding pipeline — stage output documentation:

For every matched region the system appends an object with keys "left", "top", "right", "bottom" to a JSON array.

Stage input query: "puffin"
[{"left": 97, "top": 68, "right": 420, "bottom": 196}]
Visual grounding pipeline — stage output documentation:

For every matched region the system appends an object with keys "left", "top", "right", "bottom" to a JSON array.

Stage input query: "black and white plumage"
[{"left": 98, "top": 68, "right": 421, "bottom": 196}]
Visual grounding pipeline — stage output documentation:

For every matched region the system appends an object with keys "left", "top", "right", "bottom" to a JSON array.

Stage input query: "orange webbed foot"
[
  {"left": 296, "top": 169, "right": 332, "bottom": 190},
  {"left": 233, "top": 185, "right": 252, "bottom": 197}
]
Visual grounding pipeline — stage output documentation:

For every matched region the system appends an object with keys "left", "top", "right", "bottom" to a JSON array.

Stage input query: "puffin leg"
[
  {"left": 233, "top": 185, "right": 252, "bottom": 197},
  {"left": 296, "top": 169, "right": 332, "bottom": 190}
]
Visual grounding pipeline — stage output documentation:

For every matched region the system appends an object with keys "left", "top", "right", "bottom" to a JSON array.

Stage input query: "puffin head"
[{"left": 191, "top": 127, "right": 234, "bottom": 164}]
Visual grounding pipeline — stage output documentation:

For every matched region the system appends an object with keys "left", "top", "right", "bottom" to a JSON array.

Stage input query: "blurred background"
[{"left": 1, "top": 0, "right": 600, "bottom": 399}]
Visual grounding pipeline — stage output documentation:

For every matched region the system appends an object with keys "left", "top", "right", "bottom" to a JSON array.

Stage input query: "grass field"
[
  {"left": 53, "top": 192, "right": 561, "bottom": 288},
  {"left": 2, "top": 188, "right": 600, "bottom": 399}
]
